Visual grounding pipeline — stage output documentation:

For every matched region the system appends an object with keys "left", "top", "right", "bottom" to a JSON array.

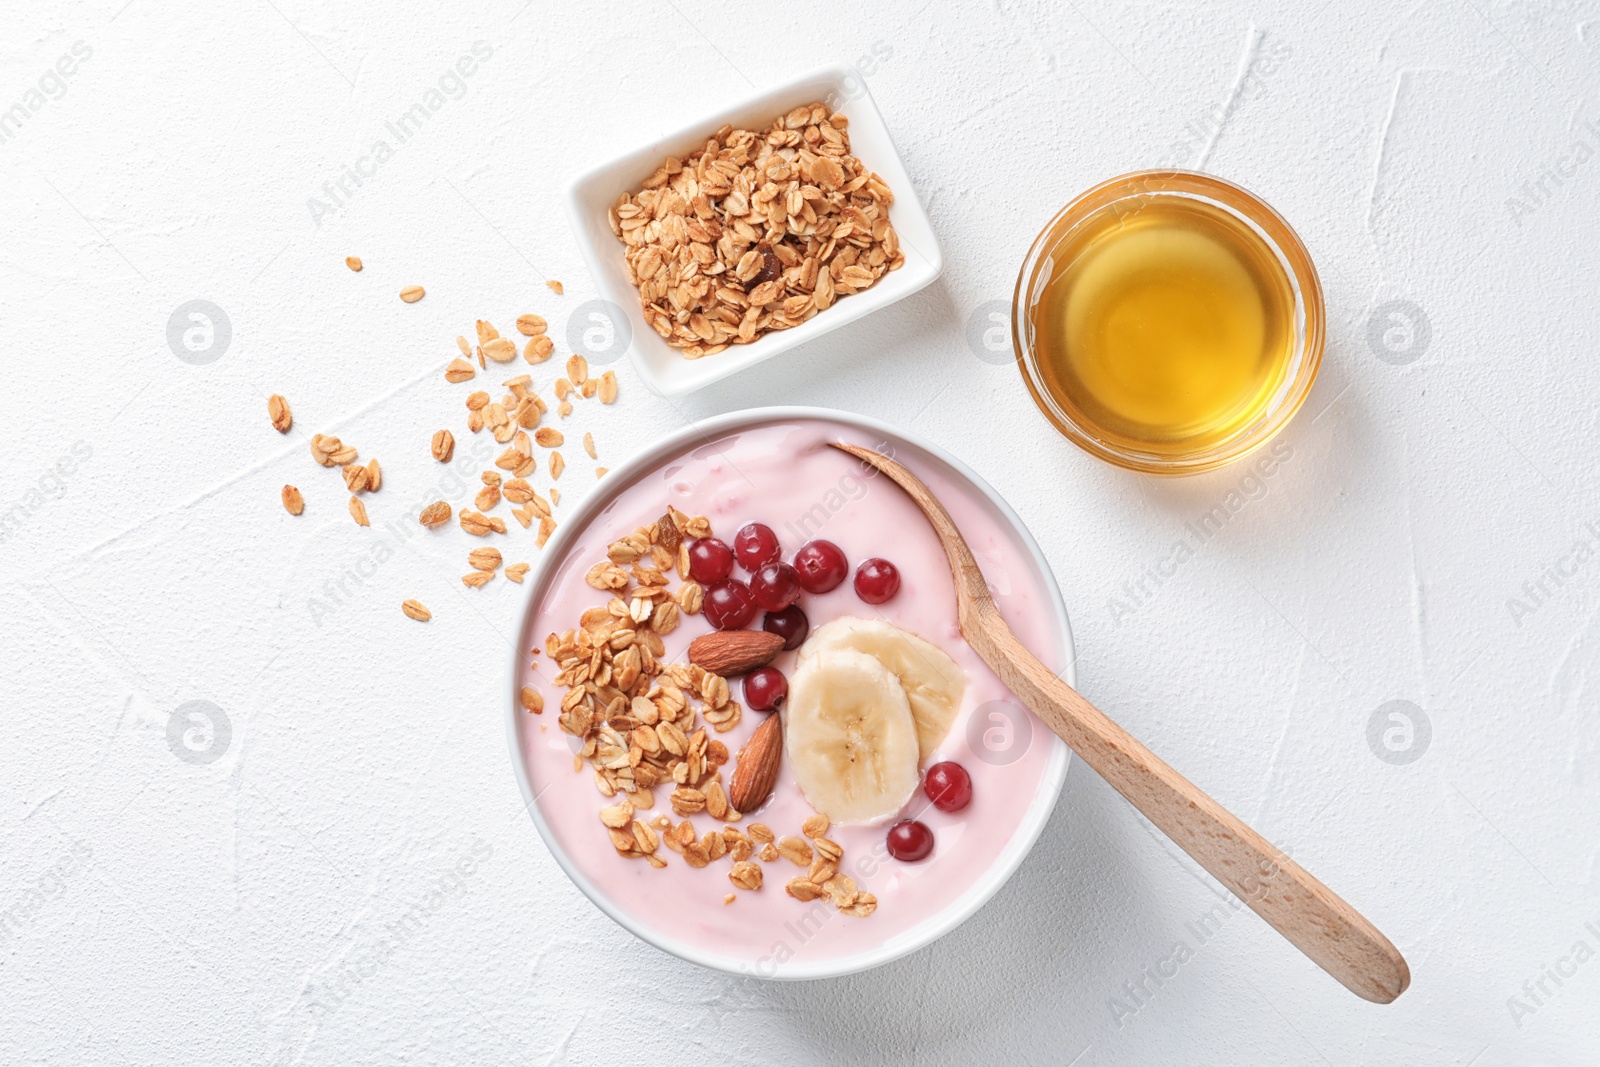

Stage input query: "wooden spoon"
[{"left": 832, "top": 442, "right": 1410, "bottom": 1004}]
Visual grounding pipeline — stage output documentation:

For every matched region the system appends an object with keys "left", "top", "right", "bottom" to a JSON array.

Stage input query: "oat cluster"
[
  {"left": 539, "top": 508, "right": 876, "bottom": 916},
  {"left": 609, "top": 102, "right": 903, "bottom": 359}
]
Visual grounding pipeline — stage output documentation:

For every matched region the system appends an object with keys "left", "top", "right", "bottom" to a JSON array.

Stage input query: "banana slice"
[
  {"left": 800, "top": 617, "right": 966, "bottom": 763},
  {"left": 784, "top": 648, "right": 921, "bottom": 825}
]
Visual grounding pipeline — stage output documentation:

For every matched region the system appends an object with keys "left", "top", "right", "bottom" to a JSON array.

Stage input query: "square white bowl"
[{"left": 564, "top": 63, "right": 943, "bottom": 397}]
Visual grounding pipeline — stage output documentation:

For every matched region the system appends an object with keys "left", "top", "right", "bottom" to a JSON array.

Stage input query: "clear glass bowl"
[{"left": 1011, "top": 170, "right": 1325, "bottom": 475}]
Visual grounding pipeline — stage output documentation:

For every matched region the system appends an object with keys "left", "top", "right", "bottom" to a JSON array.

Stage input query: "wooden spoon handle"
[{"left": 969, "top": 612, "right": 1409, "bottom": 1003}]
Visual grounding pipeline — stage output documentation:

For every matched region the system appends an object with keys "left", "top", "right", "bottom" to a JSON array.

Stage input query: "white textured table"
[{"left": 3, "top": 1, "right": 1596, "bottom": 1063}]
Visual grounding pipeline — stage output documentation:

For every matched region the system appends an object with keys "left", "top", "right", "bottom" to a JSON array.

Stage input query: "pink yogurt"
[{"left": 517, "top": 418, "right": 1066, "bottom": 974}]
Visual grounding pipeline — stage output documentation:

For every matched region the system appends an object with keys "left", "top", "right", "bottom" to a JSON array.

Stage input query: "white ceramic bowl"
[
  {"left": 505, "top": 407, "right": 1073, "bottom": 979},
  {"left": 564, "top": 65, "right": 943, "bottom": 397}
]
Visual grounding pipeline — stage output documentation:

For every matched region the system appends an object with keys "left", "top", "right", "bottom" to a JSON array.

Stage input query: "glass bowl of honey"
[{"left": 1012, "top": 171, "right": 1324, "bottom": 475}]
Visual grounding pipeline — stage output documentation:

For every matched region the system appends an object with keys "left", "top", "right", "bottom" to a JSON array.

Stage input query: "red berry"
[
  {"left": 762, "top": 604, "right": 810, "bottom": 650},
  {"left": 923, "top": 762, "right": 973, "bottom": 812},
  {"left": 733, "top": 523, "right": 782, "bottom": 570},
  {"left": 687, "top": 538, "right": 733, "bottom": 583},
  {"left": 854, "top": 558, "right": 901, "bottom": 604},
  {"left": 886, "top": 820, "right": 934, "bottom": 862},
  {"left": 793, "top": 540, "right": 848, "bottom": 594},
  {"left": 703, "top": 579, "right": 756, "bottom": 630},
  {"left": 750, "top": 561, "right": 801, "bottom": 611},
  {"left": 743, "top": 666, "right": 787, "bottom": 711}
]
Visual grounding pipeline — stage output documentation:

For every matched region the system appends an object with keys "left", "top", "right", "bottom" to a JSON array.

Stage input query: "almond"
[
  {"left": 687, "top": 629, "right": 784, "bottom": 676},
  {"left": 728, "top": 714, "right": 782, "bottom": 814}
]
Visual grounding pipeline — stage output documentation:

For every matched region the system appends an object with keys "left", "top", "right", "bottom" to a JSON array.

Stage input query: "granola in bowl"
[{"left": 608, "top": 102, "right": 904, "bottom": 360}]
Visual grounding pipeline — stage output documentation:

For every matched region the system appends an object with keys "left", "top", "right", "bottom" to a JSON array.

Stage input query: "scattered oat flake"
[
  {"left": 535, "top": 428, "right": 564, "bottom": 448},
  {"left": 550, "top": 452, "right": 565, "bottom": 479},
  {"left": 281, "top": 485, "right": 303, "bottom": 515},
  {"left": 456, "top": 335, "right": 471, "bottom": 357},
  {"left": 516, "top": 314, "right": 547, "bottom": 336},
  {"left": 342, "top": 464, "right": 369, "bottom": 493},
  {"left": 524, "top": 336, "right": 553, "bottom": 363},
  {"left": 460, "top": 509, "right": 494, "bottom": 536},
  {"left": 546, "top": 280, "right": 564, "bottom": 294},
  {"left": 445, "top": 359, "right": 475, "bottom": 383},
  {"left": 419, "top": 500, "right": 451, "bottom": 527},
  {"left": 598, "top": 371, "right": 617, "bottom": 404},
  {"left": 349, "top": 496, "right": 370, "bottom": 526},
  {"left": 566, "top": 354, "right": 589, "bottom": 386},
  {"left": 401, "top": 599, "right": 431, "bottom": 621},
  {"left": 506, "top": 562, "right": 530, "bottom": 583},
  {"left": 345, "top": 256, "right": 363, "bottom": 271},
  {"left": 723, "top": 893, "right": 735, "bottom": 905},
  {"left": 520, "top": 686, "right": 544, "bottom": 714},
  {"left": 582, "top": 432, "right": 596, "bottom": 459},
  {"left": 595, "top": 467, "right": 608, "bottom": 479},
  {"left": 461, "top": 570, "right": 492, "bottom": 588},
  {"left": 400, "top": 285, "right": 425, "bottom": 303},
  {"left": 268, "top": 394, "right": 292, "bottom": 433},
  {"left": 431, "top": 429, "right": 455, "bottom": 462}
]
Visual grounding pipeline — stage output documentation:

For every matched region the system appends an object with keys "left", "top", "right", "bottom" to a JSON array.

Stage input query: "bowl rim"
[
  {"left": 504, "top": 405, "right": 1074, "bottom": 980},
  {"left": 1010, "top": 168, "right": 1326, "bottom": 475},
  {"left": 562, "top": 63, "right": 944, "bottom": 399}
]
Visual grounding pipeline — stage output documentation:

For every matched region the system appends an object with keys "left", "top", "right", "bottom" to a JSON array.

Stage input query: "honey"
[{"left": 1027, "top": 195, "right": 1295, "bottom": 458}]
